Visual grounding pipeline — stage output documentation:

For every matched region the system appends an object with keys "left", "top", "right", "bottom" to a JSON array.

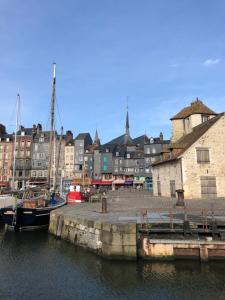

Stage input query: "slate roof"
[
  {"left": 170, "top": 99, "right": 217, "bottom": 120},
  {"left": 75, "top": 133, "right": 90, "bottom": 140},
  {"left": 132, "top": 135, "right": 150, "bottom": 145},
  {"left": 153, "top": 114, "right": 223, "bottom": 166}
]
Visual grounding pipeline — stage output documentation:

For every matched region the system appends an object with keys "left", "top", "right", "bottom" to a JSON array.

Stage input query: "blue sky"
[{"left": 0, "top": 0, "right": 225, "bottom": 143}]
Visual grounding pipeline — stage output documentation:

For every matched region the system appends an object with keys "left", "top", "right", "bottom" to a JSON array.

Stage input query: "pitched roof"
[
  {"left": 170, "top": 99, "right": 217, "bottom": 120},
  {"left": 153, "top": 114, "right": 223, "bottom": 166},
  {"left": 75, "top": 133, "right": 90, "bottom": 140},
  {"left": 132, "top": 135, "right": 150, "bottom": 145}
]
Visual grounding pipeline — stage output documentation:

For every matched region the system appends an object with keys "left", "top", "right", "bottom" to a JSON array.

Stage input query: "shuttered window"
[
  {"left": 201, "top": 176, "right": 217, "bottom": 198},
  {"left": 196, "top": 148, "right": 210, "bottom": 163},
  {"left": 170, "top": 180, "right": 176, "bottom": 197},
  {"left": 157, "top": 181, "right": 161, "bottom": 196}
]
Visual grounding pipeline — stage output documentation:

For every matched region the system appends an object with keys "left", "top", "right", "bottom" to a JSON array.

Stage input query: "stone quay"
[{"left": 49, "top": 191, "right": 225, "bottom": 261}]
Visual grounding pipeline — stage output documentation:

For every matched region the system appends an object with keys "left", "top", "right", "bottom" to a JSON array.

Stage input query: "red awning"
[
  {"left": 91, "top": 180, "right": 112, "bottom": 185},
  {"left": 0, "top": 182, "right": 9, "bottom": 187}
]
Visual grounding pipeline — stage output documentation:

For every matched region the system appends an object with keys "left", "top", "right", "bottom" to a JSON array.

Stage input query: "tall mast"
[
  {"left": 12, "top": 94, "right": 20, "bottom": 189},
  {"left": 47, "top": 63, "right": 56, "bottom": 189},
  {"left": 54, "top": 126, "right": 63, "bottom": 192}
]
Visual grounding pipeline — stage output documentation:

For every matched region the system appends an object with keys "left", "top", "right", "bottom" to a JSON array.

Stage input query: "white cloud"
[{"left": 203, "top": 58, "right": 221, "bottom": 66}]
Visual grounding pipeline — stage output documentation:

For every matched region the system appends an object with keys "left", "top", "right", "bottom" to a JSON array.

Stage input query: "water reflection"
[{"left": 1, "top": 226, "right": 225, "bottom": 300}]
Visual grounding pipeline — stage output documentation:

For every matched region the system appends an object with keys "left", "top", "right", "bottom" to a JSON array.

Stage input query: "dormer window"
[
  {"left": 106, "top": 148, "right": 109, "bottom": 153},
  {"left": 21, "top": 131, "right": 25, "bottom": 136},
  {"left": 6, "top": 138, "right": 9, "bottom": 142},
  {"left": 116, "top": 151, "right": 119, "bottom": 156}
]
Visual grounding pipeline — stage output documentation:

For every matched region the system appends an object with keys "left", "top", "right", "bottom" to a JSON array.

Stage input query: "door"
[
  {"left": 157, "top": 181, "right": 161, "bottom": 196},
  {"left": 200, "top": 176, "right": 217, "bottom": 198}
]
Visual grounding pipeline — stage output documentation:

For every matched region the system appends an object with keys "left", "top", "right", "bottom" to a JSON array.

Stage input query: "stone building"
[
  {"left": 31, "top": 124, "right": 50, "bottom": 185},
  {"left": 0, "top": 133, "right": 13, "bottom": 188},
  {"left": 74, "top": 133, "right": 93, "bottom": 179},
  {"left": 152, "top": 99, "right": 225, "bottom": 199},
  {"left": 14, "top": 126, "right": 33, "bottom": 189}
]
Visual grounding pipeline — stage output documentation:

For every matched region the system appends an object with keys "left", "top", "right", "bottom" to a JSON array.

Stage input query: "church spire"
[
  {"left": 94, "top": 129, "right": 100, "bottom": 146},
  {"left": 124, "top": 100, "right": 131, "bottom": 145},
  {"left": 125, "top": 108, "right": 130, "bottom": 136}
]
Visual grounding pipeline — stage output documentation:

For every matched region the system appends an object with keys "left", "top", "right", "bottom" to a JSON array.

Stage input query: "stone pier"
[{"left": 49, "top": 192, "right": 225, "bottom": 260}]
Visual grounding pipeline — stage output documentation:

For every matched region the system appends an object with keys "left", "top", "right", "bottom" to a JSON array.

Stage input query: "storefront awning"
[
  {"left": 113, "top": 179, "right": 125, "bottom": 184},
  {"left": 91, "top": 180, "right": 112, "bottom": 185},
  {"left": 124, "top": 180, "right": 133, "bottom": 185},
  {"left": 73, "top": 178, "right": 91, "bottom": 185},
  {"left": 134, "top": 180, "right": 145, "bottom": 184},
  {"left": 0, "top": 181, "right": 9, "bottom": 187}
]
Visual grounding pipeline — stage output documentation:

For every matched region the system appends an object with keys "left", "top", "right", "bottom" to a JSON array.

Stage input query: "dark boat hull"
[{"left": 2, "top": 200, "right": 66, "bottom": 231}]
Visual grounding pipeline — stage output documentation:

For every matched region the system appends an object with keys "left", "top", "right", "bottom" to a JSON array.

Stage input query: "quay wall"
[
  {"left": 49, "top": 212, "right": 137, "bottom": 260},
  {"left": 139, "top": 237, "right": 225, "bottom": 261},
  {"left": 49, "top": 208, "right": 225, "bottom": 261}
]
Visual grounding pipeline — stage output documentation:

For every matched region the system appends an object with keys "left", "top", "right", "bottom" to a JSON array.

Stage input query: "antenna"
[
  {"left": 12, "top": 93, "right": 20, "bottom": 188},
  {"left": 126, "top": 96, "right": 129, "bottom": 111}
]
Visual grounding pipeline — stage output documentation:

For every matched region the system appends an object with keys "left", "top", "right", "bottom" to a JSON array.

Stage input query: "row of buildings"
[
  {"left": 1, "top": 97, "right": 224, "bottom": 199},
  {"left": 0, "top": 110, "right": 169, "bottom": 192}
]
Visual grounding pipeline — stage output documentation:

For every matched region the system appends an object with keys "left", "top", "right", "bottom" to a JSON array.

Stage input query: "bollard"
[{"left": 102, "top": 194, "right": 107, "bottom": 213}]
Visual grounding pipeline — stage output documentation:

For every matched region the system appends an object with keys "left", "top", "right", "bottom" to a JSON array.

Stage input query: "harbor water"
[{"left": 0, "top": 225, "right": 225, "bottom": 300}]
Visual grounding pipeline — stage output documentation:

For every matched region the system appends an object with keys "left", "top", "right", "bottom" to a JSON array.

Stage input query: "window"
[
  {"left": 79, "top": 156, "right": 83, "bottom": 162},
  {"left": 103, "top": 157, "right": 108, "bottom": 163},
  {"left": 27, "top": 141, "right": 31, "bottom": 147},
  {"left": 201, "top": 176, "right": 217, "bottom": 198},
  {"left": 127, "top": 153, "right": 130, "bottom": 158},
  {"left": 79, "top": 149, "right": 83, "bottom": 154},
  {"left": 196, "top": 148, "right": 210, "bottom": 163},
  {"left": 39, "top": 137, "right": 44, "bottom": 142},
  {"left": 202, "top": 115, "right": 209, "bottom": 123},
  {"left": 170, "top": 180, "right": 176, "bottom": 197},
  {"left": 21, "top": 141, "right": 25, "bottom": 148},
  {"left": 146, "top": 148, "right": 150, "bottom": 154},
  {"left": 103, "top": 165, "right": 107, "bottom": 171},
  {"left": 32, "top": 171, "right": 36, "bottom": 177},
  {"left": 115, "top": 159, "right": 118, "bottom": 165},
  {"left": 116, "top": 152, "right": 119, "bottom": 156},
  {"left": 19, "top": 171, "right": 23, "bottom": 177}
]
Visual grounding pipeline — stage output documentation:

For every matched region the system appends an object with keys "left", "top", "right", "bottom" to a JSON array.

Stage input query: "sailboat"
[{"left": 2, "top": 63, "right": 66, "bottom": 231}]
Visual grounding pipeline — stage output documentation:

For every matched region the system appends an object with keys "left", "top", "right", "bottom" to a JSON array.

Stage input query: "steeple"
[
  {"left": 124, "top": 103, "right": 132, "bottom": 145},
  {"left": 125, "top": 109, "right": 130, "bottom": 136},
  {"left": 94, "top": 129, "right": 100, "bottom": 146}
]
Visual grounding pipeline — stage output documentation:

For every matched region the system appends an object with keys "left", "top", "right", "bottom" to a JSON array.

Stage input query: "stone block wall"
[{"left": 49, "top": 212, "right": 137, "bottom": 260}]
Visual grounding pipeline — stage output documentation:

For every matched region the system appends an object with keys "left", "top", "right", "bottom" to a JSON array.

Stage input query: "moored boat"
[
  {"left": 2, "top": 194, "right": 66, "bottom": 231},
  {"left": 2, "top": 63, "right": 66, "bottom": 231},
  {"left": 67, "top": 185, "right": 84, "bottom": 204}
]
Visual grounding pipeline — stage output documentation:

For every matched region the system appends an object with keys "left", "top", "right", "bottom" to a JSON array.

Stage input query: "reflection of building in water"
[{"left": 142, "top": 263, "right": 176, "bottom": 279}]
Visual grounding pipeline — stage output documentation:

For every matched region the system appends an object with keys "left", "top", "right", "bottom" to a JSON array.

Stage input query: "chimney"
[
  {"left": 32, "top": 124, "right": 37, "bottom": 134},
  {"left": 0, "top": 124, "right": 6, "bottom": 135},
  {"left": 160, "top": 132, "right": 163, "bottom": 143},
  {"left": 66, "top": 130, "right": 73, "bottom": 142},
  {"left": 37, "top": 124, "right": 42, "bottom": 134}
]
